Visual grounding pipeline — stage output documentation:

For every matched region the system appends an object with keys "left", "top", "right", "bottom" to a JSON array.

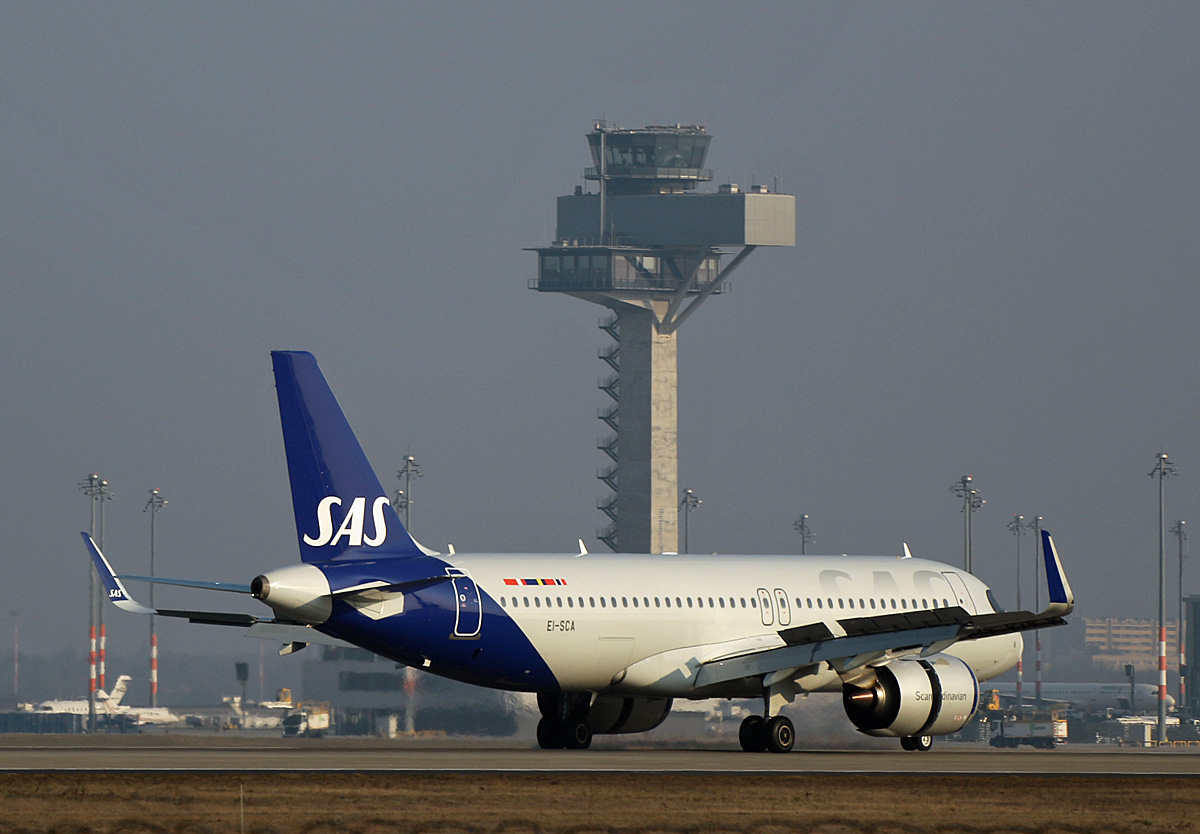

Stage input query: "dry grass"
[{"left": 0, "top": 773, "right": 1195, "bottom": 834}]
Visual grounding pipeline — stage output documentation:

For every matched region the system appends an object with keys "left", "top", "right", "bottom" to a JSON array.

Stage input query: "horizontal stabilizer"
[
  {"left": 116, "top": 574, "right": 253, "bottom": 594},
  {"left": 82, "top": 533, "right": 270, "bottom": 628}
]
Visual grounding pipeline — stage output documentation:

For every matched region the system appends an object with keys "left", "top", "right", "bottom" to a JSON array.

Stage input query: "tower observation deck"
[{"left": 530, "top": 121, "right": 795, "bottom": 553}]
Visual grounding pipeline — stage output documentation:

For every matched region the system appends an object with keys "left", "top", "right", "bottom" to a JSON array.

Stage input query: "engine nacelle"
[
  {"left": 251, "top": 564, "right": 332, "bottom": 625},
  {"left": 842, "top": 654, "right": 979, "bottom": 738},
  {"left": 587, "top": 696, "right": 673, "bottom": 735}
]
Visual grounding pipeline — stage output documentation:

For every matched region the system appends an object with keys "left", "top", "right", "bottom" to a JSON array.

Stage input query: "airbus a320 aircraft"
[{"left": 85, "top": 351, "right": 1074, "bottom": 753}]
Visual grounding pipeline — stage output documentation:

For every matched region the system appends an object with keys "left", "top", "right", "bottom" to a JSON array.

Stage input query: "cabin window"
[
  {"left": 838, "top": 599, "right": 845, "bottom": 609},
  {"left": 568, "top": 597, "right": 574, "bottom": 608},
  {"left": 555, "top": 597, "right": 561, "bottom": 607},
  {"left": 535, "top": 598, "right": 541, "bottom": 608},
  {"left": 665, "top": 598, "right": 672, "bottom": 608},
  {"left": 622, "top": 597, "right": 628, "bottom": 608},
  {"left": 643, "top": 597, "right": 649, "bottom": 607},
  {"left": 687, "top": 598, "right": 694, "bottom": 608},
  {"left": 816, "top": 598, "right": 823, "bottom": 609},
  {"left": 869, "top": 599, "right": 876, "bottom": 610},
  {"left": 600, "top": 597, "right": 606, "bottom": 608},
  {"left": 708, "top": 597, "right": 714, "bottom": 608},
  {"left": 739, "top": 598, "right": 746, "bottom": 608},
  {"left": 944, "top": 598, "right": 951, "bottom": 608},
  {"left": 827, "top": 598, "right": 834, "bottom": 608},
  {"left": 848, "top": 599, "right": 855, "bottom": 609},
  {"left": 655, "top": 598, "right": 661, "bottom": 608},
  {"left": 632, "top": 597, "right": 638, "bottom": 608},
  {"left": 719, "top": 598, "right": 725, "bottom": 608},
  {"left": 675, "top": 597, "right": 683, "bottom": 608},
  {"left": 611, "top": 597, "right": 617, "bottom": 608},
  {"left": 523, "top": 597, "right": 530, "bottom": 607},
  {"left": 589, "top": 597, "right": 595, "bottom": 607},
  {"left": 859, "top": 598, "right": 865, "bottom": 609},
  {"left": 796, "top": 597, "right": 803, "bottom": 609},
  {"left": 921, "top": 598, "right": 928, "bottom": 608},
  {"left": 750, "top": 598, "right": 757, "bottom": 609},
  {"left": 696, "top": 598, "right": 702, "bottom": 608}
]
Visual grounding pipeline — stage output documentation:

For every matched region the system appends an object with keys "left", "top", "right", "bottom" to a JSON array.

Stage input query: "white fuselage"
[{"left": 455, "top": 551, "right": 1022, "bottom": 697}]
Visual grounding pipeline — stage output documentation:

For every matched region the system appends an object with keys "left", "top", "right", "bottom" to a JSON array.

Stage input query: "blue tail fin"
[{"left": 272, "top": 351, "right": 423, "bottom": 562}]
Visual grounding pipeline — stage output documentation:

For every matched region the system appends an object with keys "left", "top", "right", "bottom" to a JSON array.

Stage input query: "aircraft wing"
[{"left": 696, "top": 530, "right": 1073, "bottom": 689}]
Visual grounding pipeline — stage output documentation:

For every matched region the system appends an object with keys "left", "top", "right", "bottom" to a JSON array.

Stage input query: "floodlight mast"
[
  {"left": 144, "top": 488, "right": 168, "bottom": 707},
  {"left": 78, "top": 473, "right": 112, "bottom": 732},
  {"left": 1026, "top": 514, "right": 1044, "bottom": 704},
  {"left": 1150, "top": 452, "right": 1178, "bottom": 743},
  {"left": 531, "top": 122, "right": 795, "bottom": 553},
  {"left": 793, "top": 514, "right": 815, "bottom": 556},
  {"left": 1008, "top": 514, "right": 1025, "bottom": 712},
  {"left": 949, "top": 476, "right": 984, "bottom": 572},
  {"left": 679, "top": 489, "right": 701, "bottom": 554},
  {"left": 394, "top": 455, "right": 422, "bottom": 735}
]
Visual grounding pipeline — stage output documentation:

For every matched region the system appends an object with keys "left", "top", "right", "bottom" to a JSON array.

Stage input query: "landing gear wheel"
[
  {"left": 765, "top": 715, "right": 795, "bottom": 754},
  {"left": 563, "top": 718, "right": 593, "bottom": 749},
  {"left": 739, "top": 714, "right": 767, "bottom": 753},
  {"left": 901, "top": 734, "right": 933, "bottom": 751},
  {"left": 536, "top": 716, "right": 565, "bottom": 749}
]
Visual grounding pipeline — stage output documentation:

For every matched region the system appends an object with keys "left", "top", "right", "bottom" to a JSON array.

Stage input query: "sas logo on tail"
[{"left": 304, "top": 496, "right": 389, "bottom": 547}]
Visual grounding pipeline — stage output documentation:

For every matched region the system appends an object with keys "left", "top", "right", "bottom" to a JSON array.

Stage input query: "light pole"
[
  {"left": 78, "top": 473, "right": 113, "bottom": 732},
  {"left": 1171, "top": 519, "right": 1188, "bottom": 712},
  {"left": 396, "top": 456, "right": 421, "bottom": 531},
  {"left": 793, "top": 514, "right": 815, "bottom": 556},
  {"left": 1027, "top": 515, "right": 1044, "bottom": 705},
  {"left": 949, "top": 476, "right": 985, "bottom": 572},
  {"left": 1008, "top": 514, "right": 1025, "bottom": 711},
  {"left": 1150, "top": 452, "right": 1178, "bottom": 743},
  {"left": 144, "top": 488, "right": 168, "bottom": 708},
  {"left": 395, "top": 455, "right": 421, "bottom": 735},
  {"left": 679, "top": 489, "right": 701, "bottom": 554}
]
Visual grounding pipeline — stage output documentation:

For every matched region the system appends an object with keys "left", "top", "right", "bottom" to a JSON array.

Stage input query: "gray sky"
[{"left": 3, "top": 2, "right": 1199, "bottom": 660}]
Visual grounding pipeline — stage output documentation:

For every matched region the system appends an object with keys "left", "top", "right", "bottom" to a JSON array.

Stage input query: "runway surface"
[{"left": 1, "top": 741, "right": 1198, "bottom": 775}]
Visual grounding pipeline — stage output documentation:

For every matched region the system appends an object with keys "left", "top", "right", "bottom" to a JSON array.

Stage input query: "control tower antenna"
[{"left": 531, "top": 122, "right": 795, "bottom": 553}]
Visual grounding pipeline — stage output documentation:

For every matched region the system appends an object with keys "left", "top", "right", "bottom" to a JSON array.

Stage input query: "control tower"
[{"left": 531, "top": 122, "right": 794, "bottom": 553}]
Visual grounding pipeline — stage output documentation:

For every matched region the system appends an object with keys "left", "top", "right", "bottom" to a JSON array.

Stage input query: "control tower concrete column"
[{"left": 531, "top": 122, "right": 794, "bottom": 553}]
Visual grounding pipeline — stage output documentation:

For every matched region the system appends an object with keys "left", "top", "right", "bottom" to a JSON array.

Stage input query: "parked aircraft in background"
[
  {"left": 33, "top": 674, "right": 181, "bottom": 725},
  {"left": 990, "top": 682, "right": 1171, "bottom": 713},
  {"left": 35, "top": 675, "right": 131, "bottom": 716},
  {"left": 85, "top": 351, "right": 1074, "bottom": 752}
]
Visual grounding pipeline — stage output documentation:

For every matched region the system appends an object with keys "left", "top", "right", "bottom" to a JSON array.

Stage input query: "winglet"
[
  {"left": 81, "top": 533, "right": 156, "bottom": 615},
  {"left": 1040, "top": 530, "right": 1074, "bottom": 617}
]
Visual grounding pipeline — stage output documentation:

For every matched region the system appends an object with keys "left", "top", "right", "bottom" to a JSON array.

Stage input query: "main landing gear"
[
  {"left": 536, "top": 691, "right": 593, "bottom": 750},
  {"left": 536, "top": 715, "right": 593, "bottom": 749},
  {"left": 738, "top": 714, "right": 795, "bottom": 754}
]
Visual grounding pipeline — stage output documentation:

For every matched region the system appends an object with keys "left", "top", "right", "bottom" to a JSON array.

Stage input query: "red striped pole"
[
  {"left": 1160, "top": 624, "right": 1169, "bottom": 724},
  {"left": 88, "top": 625, "right": 97, "bottom": 695},
  {"left": 150, "top": 632, "right": 158, "bottom": 705},
  {"left": 98, "top": 623, "right": 106, "bottom": 691}
]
